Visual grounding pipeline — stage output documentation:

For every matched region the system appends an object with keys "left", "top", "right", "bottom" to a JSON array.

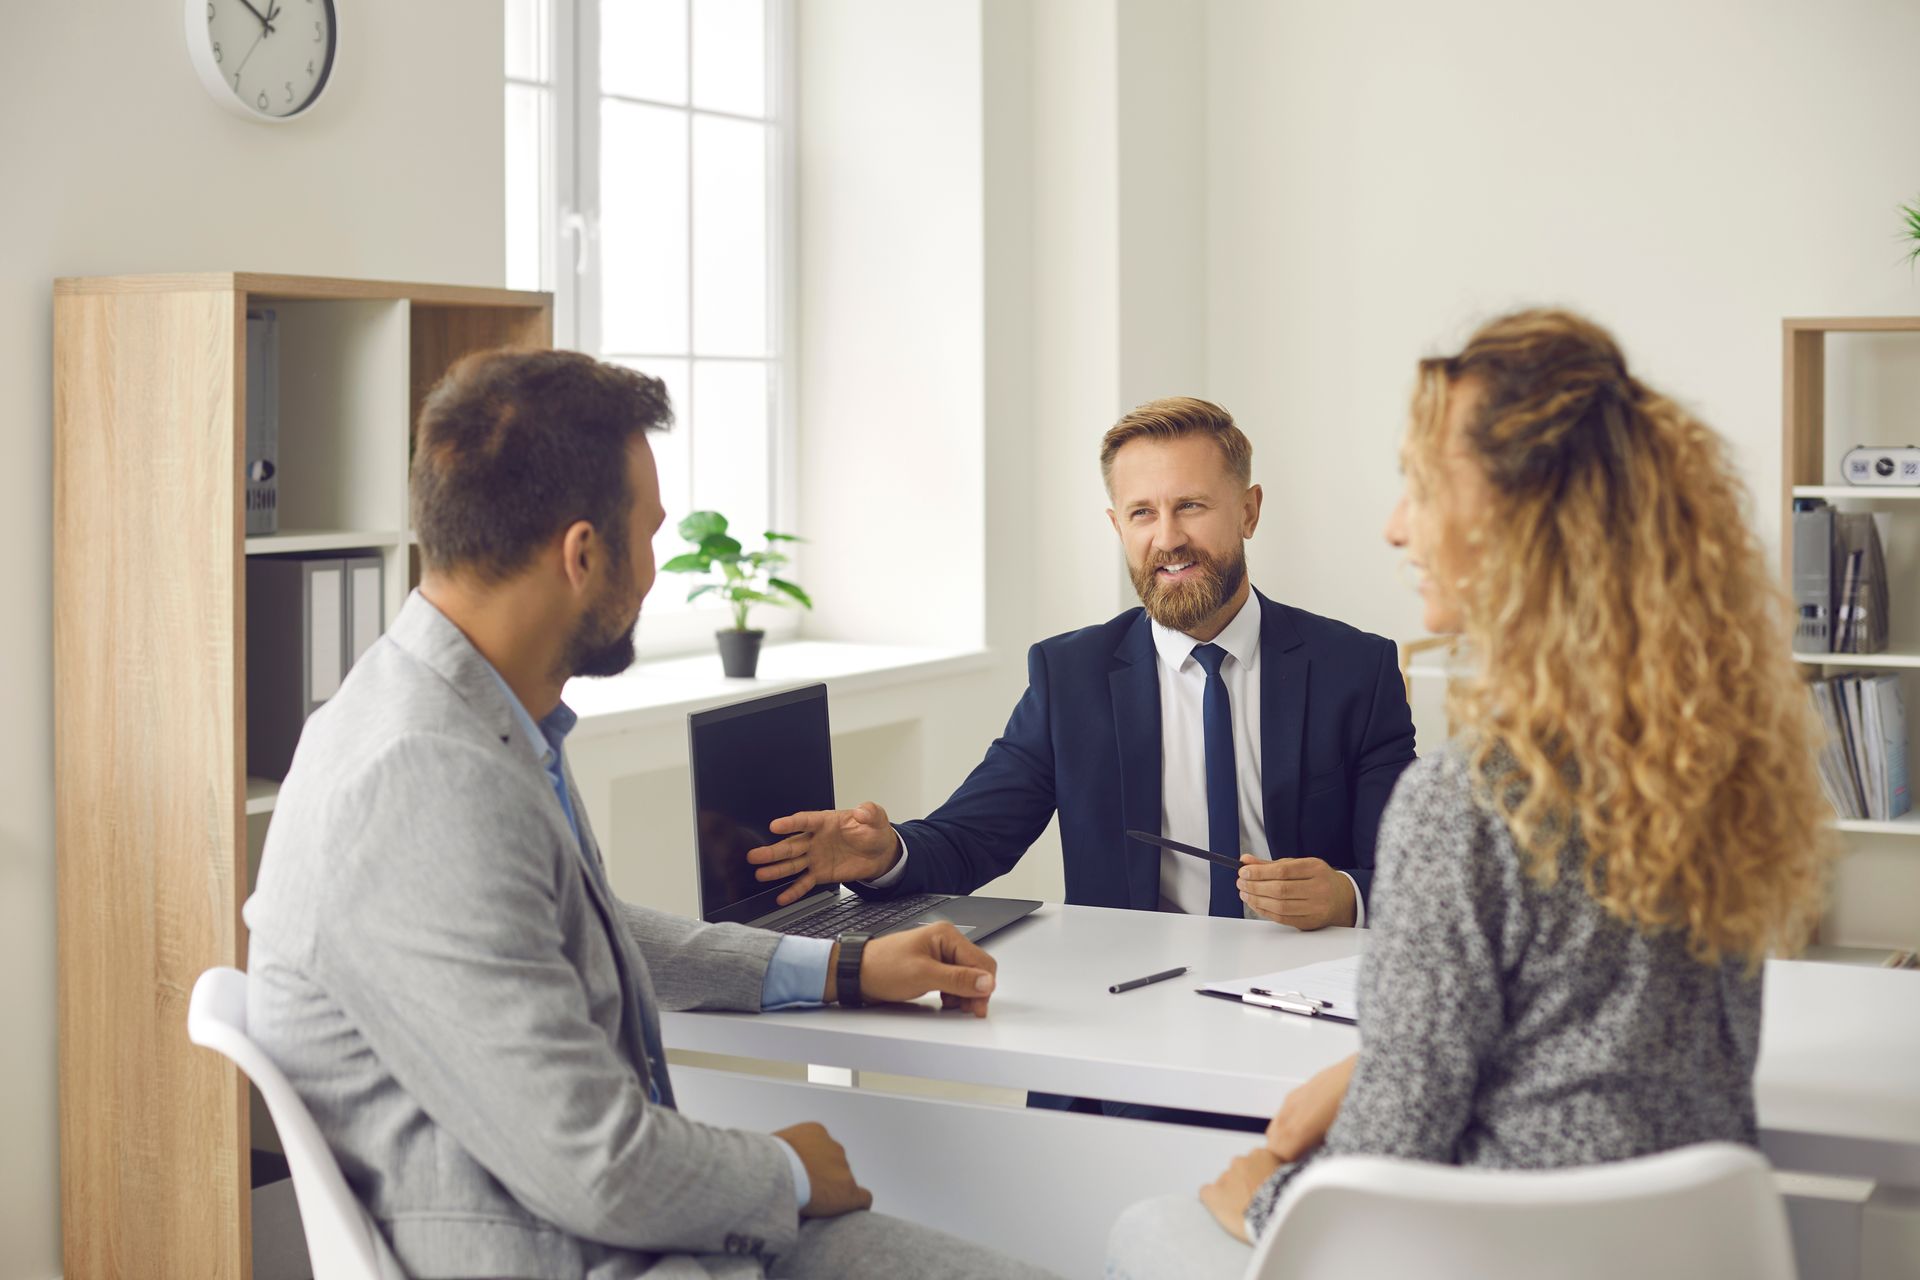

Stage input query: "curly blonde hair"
[{"left": 1406, "top": 309, "right": 1834, "bottom": 966}]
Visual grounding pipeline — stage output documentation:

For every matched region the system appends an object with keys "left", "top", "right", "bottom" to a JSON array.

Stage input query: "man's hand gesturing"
[{"left": 747, "top": 801, "right": 903, "bottom": 906}]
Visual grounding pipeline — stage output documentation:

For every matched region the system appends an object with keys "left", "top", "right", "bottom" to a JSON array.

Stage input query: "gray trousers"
[
  {"left": 1105, "top": 1194, "right": 1253, "bottom": 1280},
  {"left": 772, "top": 1210, "right": 1059, "bottom": 1279}
]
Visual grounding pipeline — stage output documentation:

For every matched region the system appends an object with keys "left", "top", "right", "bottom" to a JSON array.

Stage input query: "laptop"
[{"left": 688, "top": 683, "right": 1041, "bottom": 942}]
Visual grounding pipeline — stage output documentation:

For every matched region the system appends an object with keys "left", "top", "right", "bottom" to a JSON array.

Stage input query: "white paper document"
[{"left": 1200, "top": 953, "right": 1364, "bottom": 1022}]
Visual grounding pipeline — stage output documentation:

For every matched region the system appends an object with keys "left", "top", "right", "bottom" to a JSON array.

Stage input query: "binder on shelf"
[
  {"left": 244, "top": 309, "right": 279, "bottom": 536},
  {"left": 1791, "top": 500, "right": 1833, "bottom": 651},
  {"left": 246, "top": 552, "right": 385, "bottom": 780},
  {"left": 348, "top": 558, "right": 383, "bottom": 665},
  {"left": 1863, "top": 674, "right": 1911, "bottom": 821},
  {"left": 1830, "top": 512, "right": 1890, "bottom": 654},
  {"left": 1809, "top": 674, "right": 1911, "bottom": 822}
]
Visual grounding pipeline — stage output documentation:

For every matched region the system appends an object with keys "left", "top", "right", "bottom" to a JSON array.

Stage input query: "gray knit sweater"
[{"left": 1246, "top": 746, "right": 1763, "bottom": 1237}]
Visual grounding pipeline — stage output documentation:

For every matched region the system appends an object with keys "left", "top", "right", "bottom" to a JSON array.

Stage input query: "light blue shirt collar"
[{"left": 481, "top": 661, "right": 578, "bottom": 765}]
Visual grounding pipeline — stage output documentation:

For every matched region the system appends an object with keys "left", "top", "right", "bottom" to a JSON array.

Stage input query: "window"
[{"left": 507, "top": 0, "right": 796, "bottom": 651}]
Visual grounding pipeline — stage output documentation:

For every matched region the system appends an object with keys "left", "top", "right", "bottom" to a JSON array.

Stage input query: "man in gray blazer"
[{"left": 244, "top": 349, "right": 1052, "bottom": 1279}]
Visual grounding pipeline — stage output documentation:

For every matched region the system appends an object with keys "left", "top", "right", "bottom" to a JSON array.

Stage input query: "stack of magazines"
[{"left": 1810, "top": 674, "right": 1912, "bottom": 821}]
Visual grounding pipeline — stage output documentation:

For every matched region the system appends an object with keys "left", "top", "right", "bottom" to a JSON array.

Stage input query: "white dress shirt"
[
  {"left": 872, "top": 590, "right": 1364, "bottom": 927},
  {"left": 1149, "top": 593, "right": 1363, "bottom": 925}
]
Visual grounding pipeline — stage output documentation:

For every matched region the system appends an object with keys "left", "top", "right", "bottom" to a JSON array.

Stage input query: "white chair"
[
  {"left": 187, "top": 967, "right": 407, "bottom": 1280},
  {"left": 1244, "top": 1143, "right": 1796, "bottom": 1280}
]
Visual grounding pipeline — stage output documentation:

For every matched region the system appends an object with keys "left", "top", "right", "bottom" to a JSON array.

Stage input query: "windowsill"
[{"left": 563, "top": 640, "right": 995, "bottom": 740}]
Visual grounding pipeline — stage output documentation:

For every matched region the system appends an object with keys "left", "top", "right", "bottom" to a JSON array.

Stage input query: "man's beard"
[
  {"left": 1129, "top": 543, "right": 1246, "bottom": 634},
  {"left": 564, "top": 580, "right": 640, "bottom": 679}
]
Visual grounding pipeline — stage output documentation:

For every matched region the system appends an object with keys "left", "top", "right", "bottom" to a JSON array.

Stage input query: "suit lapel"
[
  {"left": 1258, "top": 592, "right": 1309, "bottom": 860},
  {"left": 1109, "top": 613, "right": 1164, "bottom": 909}
]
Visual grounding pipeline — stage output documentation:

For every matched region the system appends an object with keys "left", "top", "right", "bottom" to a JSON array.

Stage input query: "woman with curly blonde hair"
[{"left": 1108, "top": 309, "right": 1835, "bottom": 1276}]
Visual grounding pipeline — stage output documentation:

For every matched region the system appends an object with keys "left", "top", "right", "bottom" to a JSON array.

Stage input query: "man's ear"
[
  {"left": 1106, "top": 507, "right": 1121, "bottom": 538},
  {"left": 559, "top": 520, "right": 597, "bottom": 592},
  {"left": 1242, "top": 484, "right": 1263, "bottom": 538}
]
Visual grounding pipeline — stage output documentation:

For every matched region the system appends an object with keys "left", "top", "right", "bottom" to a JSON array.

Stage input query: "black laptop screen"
[{"left": 689, "top": 684, "right": 838, "bottom": 925}]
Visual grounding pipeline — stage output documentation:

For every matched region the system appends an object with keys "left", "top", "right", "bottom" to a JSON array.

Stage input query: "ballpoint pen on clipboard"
[{"left": 1244, "top": 987, "right": 1331, "bottom": 1017}]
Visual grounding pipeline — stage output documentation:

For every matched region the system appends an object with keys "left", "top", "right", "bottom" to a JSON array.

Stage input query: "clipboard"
[{"left": 1197, "top": 953, "right": 1362, "bottom": 1024}]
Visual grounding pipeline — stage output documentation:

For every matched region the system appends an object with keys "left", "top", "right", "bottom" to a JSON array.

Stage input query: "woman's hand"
[
  {"left": 1266, "top": 1053, "right": 1357, "bottom": 1160},
  {"left": 1199, "top": 1147, "right": 1282, "bottom": 1243}
]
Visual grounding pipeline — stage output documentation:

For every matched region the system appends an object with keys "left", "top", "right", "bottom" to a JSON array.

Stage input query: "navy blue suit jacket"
[{"left": 862, "top": 591, "right": 1417, "bottom": 914}]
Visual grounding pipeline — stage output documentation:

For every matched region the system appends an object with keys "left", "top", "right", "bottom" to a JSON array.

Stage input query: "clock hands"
[
  {"left": 232, "top": 26, "right": 267, "bottom": 79},
  {"left": 236, "top": 0, "right": 275, "bottom": 33}
]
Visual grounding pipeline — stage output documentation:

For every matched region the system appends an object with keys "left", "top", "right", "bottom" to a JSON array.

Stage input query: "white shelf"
[
  {"left": 245, "top": 530, "right": 405, "bottom": 554},
  {"left": 1834, "top": 812, "right": 1920, "bottom": 838},
  {"left": 1793, "top": 651, "right": 1920, "bottom": 668},
  {"left": 1792, "top": 486, "right": 1920, "bottom": 501},
  {"left": 244, "top": 776, "right": 279, "bottom": 816}
]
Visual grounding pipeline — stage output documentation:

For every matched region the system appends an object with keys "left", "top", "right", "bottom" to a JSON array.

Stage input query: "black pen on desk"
[{"left": 1109, "top": 965, "right": 1187, "bottom": 995}]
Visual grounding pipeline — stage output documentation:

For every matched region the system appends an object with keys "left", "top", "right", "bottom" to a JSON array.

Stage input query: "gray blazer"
[{"left": 245, "top": 593, "right": 801, "bottom": 1279}]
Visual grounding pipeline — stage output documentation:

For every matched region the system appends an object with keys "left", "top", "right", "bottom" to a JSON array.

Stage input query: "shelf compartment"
[{"left": 263, "top": 298, "right": 412, "bottom": 537}]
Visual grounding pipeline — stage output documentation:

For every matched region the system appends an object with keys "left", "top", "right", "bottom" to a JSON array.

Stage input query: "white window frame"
[{"left": 510, "top": 0, "right": 801, "bottom": 657}]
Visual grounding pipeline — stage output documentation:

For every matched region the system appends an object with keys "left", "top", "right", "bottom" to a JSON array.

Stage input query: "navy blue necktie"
[{"left": 1190, "top": 643, "right": 1244, "bottom": 918}]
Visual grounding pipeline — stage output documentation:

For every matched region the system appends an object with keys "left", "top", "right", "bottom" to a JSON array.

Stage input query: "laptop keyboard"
[{"left": 781, "top": 893, "right": 946, "bottom": 939}]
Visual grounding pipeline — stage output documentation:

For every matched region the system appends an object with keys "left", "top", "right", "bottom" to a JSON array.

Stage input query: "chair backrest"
[
  {"left": 1244, "top": 1143, "right": 1796, "bottom": 1280},
  {"left": 187, "top": 967, "right": 407, "bottom": 1280}
]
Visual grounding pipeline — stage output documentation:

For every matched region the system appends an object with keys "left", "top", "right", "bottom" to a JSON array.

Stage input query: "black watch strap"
[{"left": 835, "top": 934, "right": 870, "bottom": 1009}]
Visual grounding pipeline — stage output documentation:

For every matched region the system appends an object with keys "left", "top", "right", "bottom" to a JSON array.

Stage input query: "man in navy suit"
[{"left": 748, "top": 396, "right": 1416, "bottom": 939}]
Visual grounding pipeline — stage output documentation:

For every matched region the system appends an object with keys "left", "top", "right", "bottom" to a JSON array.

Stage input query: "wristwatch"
[{"left": 835, "top": 933, "right": 870, "bottom": 1009}]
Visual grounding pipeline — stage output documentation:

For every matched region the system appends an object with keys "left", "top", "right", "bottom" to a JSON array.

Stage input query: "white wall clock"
[{"left": 187, "top": 0, "right": 338, "bottom": 122}]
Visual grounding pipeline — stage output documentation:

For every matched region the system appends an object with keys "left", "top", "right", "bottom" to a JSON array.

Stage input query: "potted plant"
[
  {"left": 1904, "top": 196, "right": 1920, "bottom": 266},
  {"left": 662, "top": 510, "right": 812, "bottom": 678}
]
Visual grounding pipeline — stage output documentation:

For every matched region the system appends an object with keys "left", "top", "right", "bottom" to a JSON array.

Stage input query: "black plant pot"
[{"left": 715, "top": 628, "right": 765, "bottom": 678}]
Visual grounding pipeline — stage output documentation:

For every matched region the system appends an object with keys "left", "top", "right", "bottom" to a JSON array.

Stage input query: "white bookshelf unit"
[
  {"left": 1783, "top": 318, "right": 1920, "bottom": 958},
  {"left": 53, "top": 273, "right": 551, "bottom": 1280}
]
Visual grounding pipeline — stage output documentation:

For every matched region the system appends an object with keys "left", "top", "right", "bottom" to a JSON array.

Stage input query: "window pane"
[
  {"left": 690, "top": 361, "right": 772, "bottom": 563},
  {"left": 505, "top": 85, "right": 550, "bottom": 292},
  {"left": 692, "top": 0, "right": 765, "bottom": 117},
  {"left": 620, "top": 359, "right": 695, "bottom": 612},
  {"left": 602, "top": 0, "right": 688, "bottom": 103},
  {"left": 600, "top": 100, "right": 689, "bottom": 355},
  {"left": 692, "top": 116, "right": 768, "bottom": 356},
  {"left": 506, "top": 0, "right": 550, "bottom": 80}
]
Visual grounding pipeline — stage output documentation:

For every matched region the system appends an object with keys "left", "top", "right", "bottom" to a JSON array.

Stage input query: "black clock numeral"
[
  {"left": 257, "top": 90, "right": 269, "bottom": 110},
  {"left": 213, "top": 40, "right": 222, "bottom": 63},
  {"left": 233, "top": 71, "right": 242, "bottom": 90},
  {"left": 284, "top": 81, "right": 294, "bottom": 103},
  {"left": 207, "top": 2, "right": 215, "bottom": 18},
  {"left": 313, "top": 20, "right": 322, "bottom": 40},
  {"left": 307, "top": 59, "right": 315, "bottom": 76}
]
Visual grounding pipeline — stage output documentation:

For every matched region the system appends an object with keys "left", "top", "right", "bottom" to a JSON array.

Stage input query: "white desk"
[{"left": 664, "top": 903, "right": 1920, "bottom": 1190}]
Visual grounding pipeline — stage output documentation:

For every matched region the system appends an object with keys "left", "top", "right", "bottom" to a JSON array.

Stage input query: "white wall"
[
  {"left": 794, "top": 0, "right": 987, "bottom": 652},
  {"left": 1205, "top": 0, "right": 1920, "bottom": 945},
  {"left": 0, "top": 5, "right": 504, "bottom": 1274}
]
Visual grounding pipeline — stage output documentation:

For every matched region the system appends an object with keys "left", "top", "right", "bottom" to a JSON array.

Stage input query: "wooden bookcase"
[{"left": 53, "top": 274, "right": 551, "bottom": 1279}]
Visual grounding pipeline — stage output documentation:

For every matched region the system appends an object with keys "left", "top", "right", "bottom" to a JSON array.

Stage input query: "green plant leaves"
[
  {"left": 1903, "top": 198, "right": 1920, "bottom": 265},
  {"left": 678, "top": 510, "right": 729, "bottom": 543},
  {"left": 767, "top": 577, "right": 813, "bottom": 609},
  {"left": 661, "top": 511, "right": 811, "bottom": 626}
]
